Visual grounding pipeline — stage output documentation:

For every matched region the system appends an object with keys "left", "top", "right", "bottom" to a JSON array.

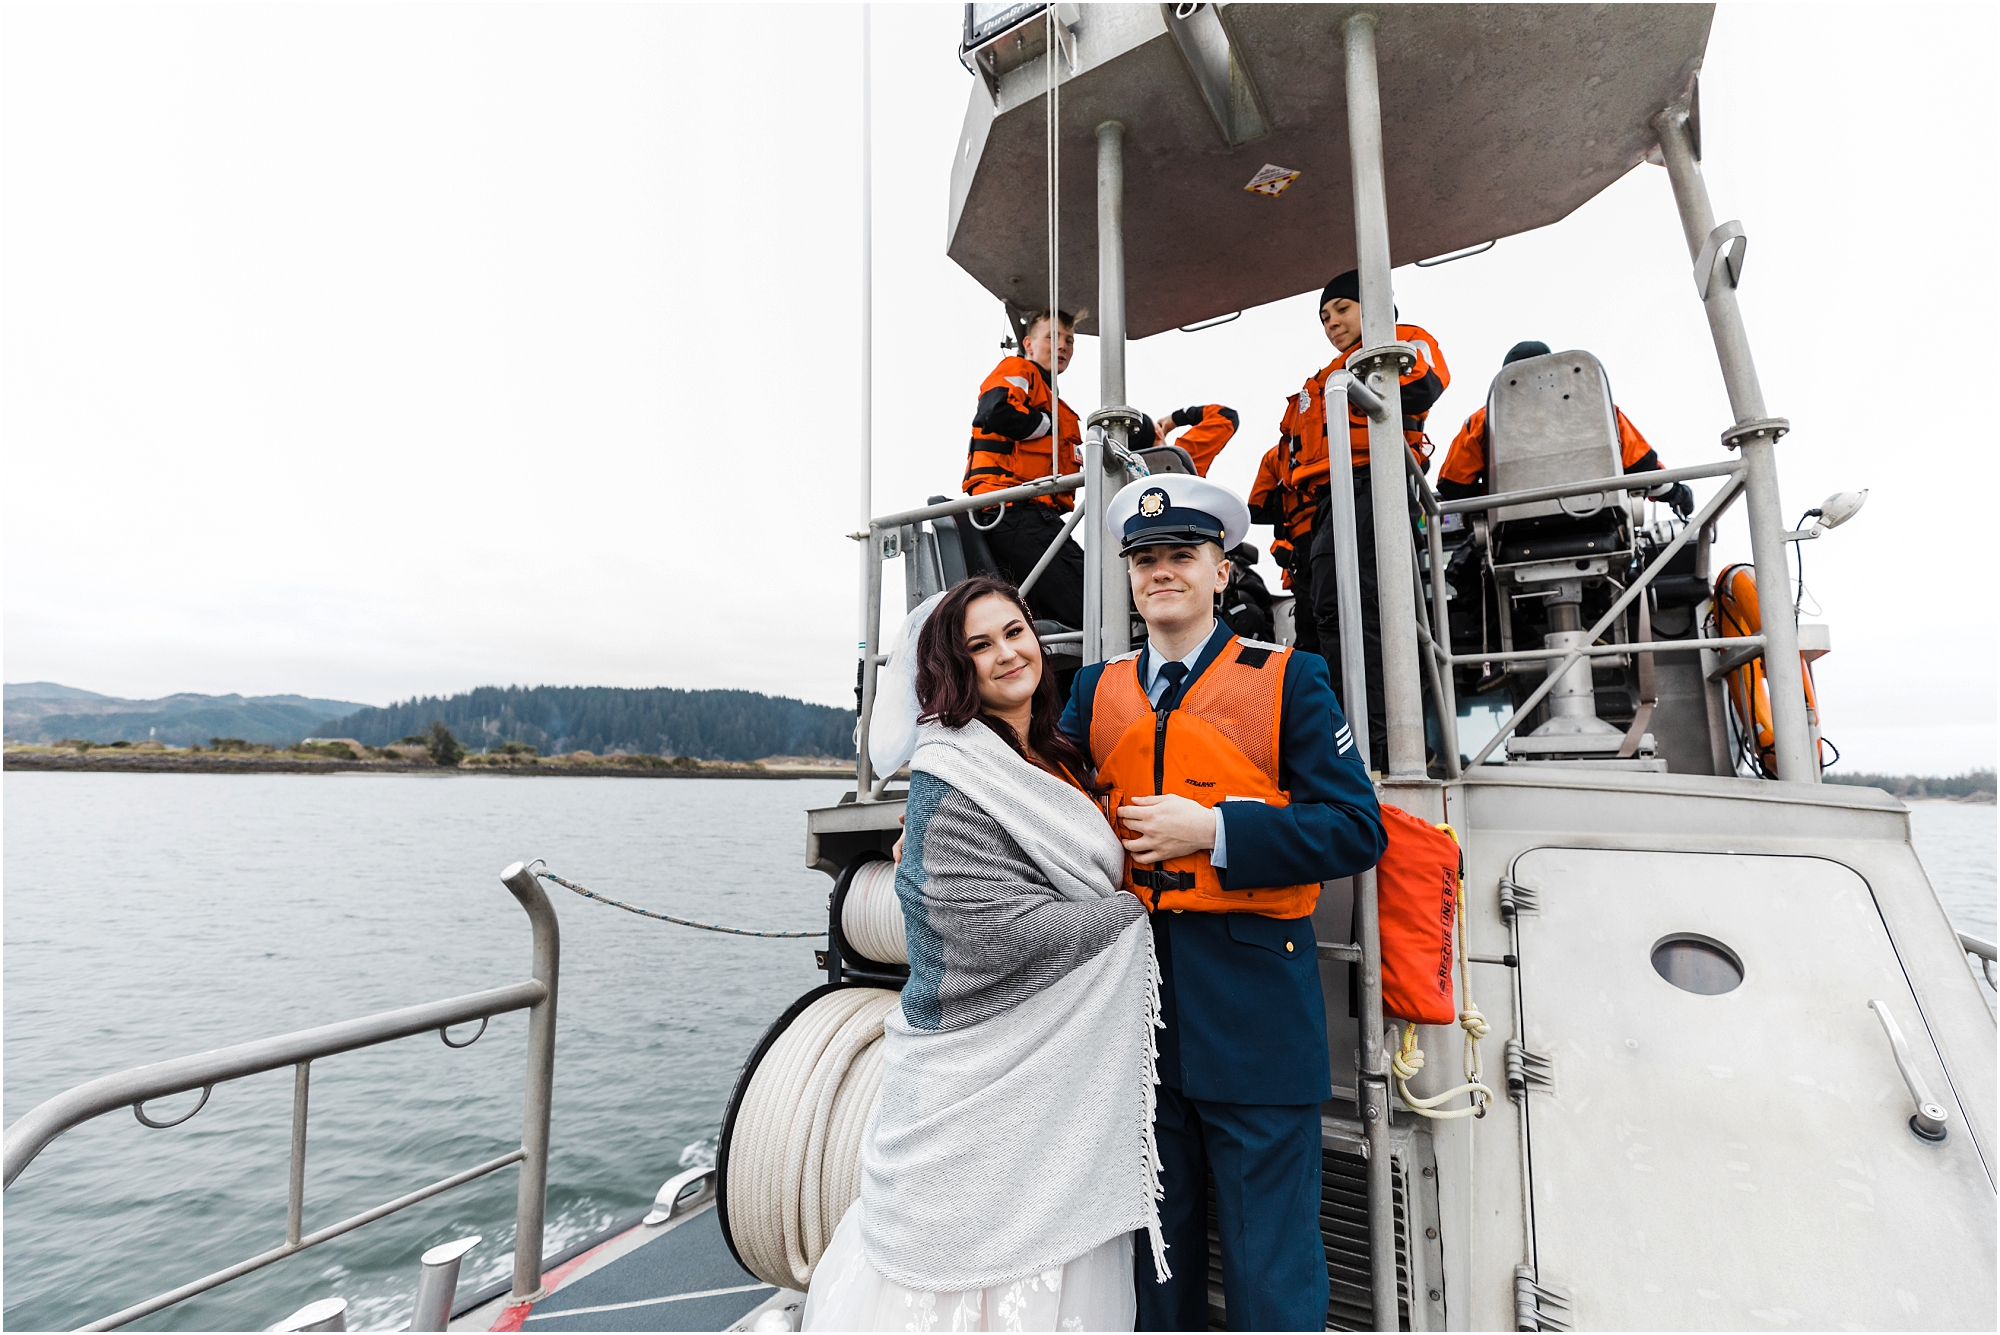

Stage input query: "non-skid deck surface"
[{"left": 518, "top": 1210, "right": 773, "bottom": 1332}]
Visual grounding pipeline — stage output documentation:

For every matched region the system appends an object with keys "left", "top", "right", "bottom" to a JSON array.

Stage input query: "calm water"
[{"left": 3, "top": 776, "right": 1993, "bottom": 1331}]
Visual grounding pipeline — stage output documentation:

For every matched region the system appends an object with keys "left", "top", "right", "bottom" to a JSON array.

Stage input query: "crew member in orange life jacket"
[
  {"left": 963, "top": 309, "right": 1087, "bottom": 628},
  {"left": 1277, "top": 269, "right": 1450, "bottom": 766},
  {"left": 1059, "top": 472, "right": 1385, "bottom": 1332}
]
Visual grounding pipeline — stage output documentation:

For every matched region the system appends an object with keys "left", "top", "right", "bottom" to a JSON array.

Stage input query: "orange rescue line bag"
[{"left": 1375, "top": 805, "right": 1461, "bottom": 1026}]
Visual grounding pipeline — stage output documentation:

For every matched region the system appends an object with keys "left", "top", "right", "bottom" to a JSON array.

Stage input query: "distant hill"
[
  {"left": 6, "top": 681, "right": 114, "bottom": 701},
  {"left": 323, "top": 685, "right": 856, "bottom": 761},
  {"left": 3, "top": 684, "right": 372, "bottom": 747}
]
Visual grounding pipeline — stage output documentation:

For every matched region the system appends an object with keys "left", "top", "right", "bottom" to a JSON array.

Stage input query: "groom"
[{"left": 1061, "top": 473, "right": 1386, "bottom": 1331}]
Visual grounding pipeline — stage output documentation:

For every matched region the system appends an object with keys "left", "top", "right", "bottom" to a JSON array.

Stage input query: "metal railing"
[
  {"left": 3, "top": 861, "right": 559, "bottom": 1331},
  {"left": 1397, "top": 444, "right": 1751, "bottom": 771},
  {"left": 1961, "top": 931, "right": 1997, "bottom": 990},
  {"left": 853, "top": 471, "right": 1088, "bottom": 799}
]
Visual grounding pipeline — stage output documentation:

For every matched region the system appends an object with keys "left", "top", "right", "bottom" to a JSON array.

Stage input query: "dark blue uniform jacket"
[{"left": 1062, "top": 622, "right": 1385, "bottom": 1105}]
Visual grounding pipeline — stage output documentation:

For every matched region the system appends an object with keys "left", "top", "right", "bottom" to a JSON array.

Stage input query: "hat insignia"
[{"left": 1137, "top": 487, "right": 1169, "bottom": 519}]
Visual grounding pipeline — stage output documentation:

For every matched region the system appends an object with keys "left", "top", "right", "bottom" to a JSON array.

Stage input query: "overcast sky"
[{"left": 3, "top": 3, "right": 1994, "bottom": 774}]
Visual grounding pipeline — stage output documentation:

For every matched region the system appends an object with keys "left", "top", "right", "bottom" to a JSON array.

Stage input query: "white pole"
[{"left": 855, "top": 3, "right": 875, "bottom": 795}]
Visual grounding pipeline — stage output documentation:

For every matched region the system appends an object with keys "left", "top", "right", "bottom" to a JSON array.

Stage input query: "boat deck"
[{"left": 454, "top": 1204, "right": 795, "bottom": 1334}]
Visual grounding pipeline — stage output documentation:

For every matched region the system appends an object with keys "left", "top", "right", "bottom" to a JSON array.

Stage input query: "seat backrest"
[
  {"left": 926, "top": 497, "right": 972, "bottom": 587},
  {"left": 1135, "top": 443, "right": 1196, "bottom": 476},
  {"left": 938, "top": 502, "right": 1002, "bottom": 582},
  {"left": 1486, "top": 350, "right": 1621, "bottom": 524}
]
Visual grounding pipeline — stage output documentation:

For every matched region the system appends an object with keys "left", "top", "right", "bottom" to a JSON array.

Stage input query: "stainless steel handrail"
[
  {"left": 1435, "top": 459, "right": 1743, "bottom": 517},
  {"left": 1463, "top": 474, "right": 1745, "bottom": 769},
  {"left": 1961, "top": 932, "right": 1997, "bottom": 989},
  {"left": 855, "top": 472, "right": 1091, "bottom": 798},
  {"left": 3, "top": 861, "right": 560, "bottom": 1330}
]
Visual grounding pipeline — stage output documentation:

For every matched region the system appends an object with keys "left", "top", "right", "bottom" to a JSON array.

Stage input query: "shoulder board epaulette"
[
  {"left": 1108, "top": 649, "right": 1142, "bottom": 664},
  {"left": 1234, "top": 637, "right": 1288, "bottom": 653}
]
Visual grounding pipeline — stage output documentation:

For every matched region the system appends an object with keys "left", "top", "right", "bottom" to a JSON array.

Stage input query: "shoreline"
[{"left": 2, "top": 750, "right": 856, "bottom": 781}]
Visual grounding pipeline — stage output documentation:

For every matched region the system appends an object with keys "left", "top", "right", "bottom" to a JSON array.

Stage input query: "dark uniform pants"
[
  {"left": 1136, "top": 1087, "right": 1327, "bottom": 1332},
  {"left": 980, "top": 500, "right": 1086, "bottom": 629},
  {"left": 1306, "top": 466, "right": 1400, "bottom": 766}
]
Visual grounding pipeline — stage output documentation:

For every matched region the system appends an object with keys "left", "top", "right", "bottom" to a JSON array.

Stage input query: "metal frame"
[
  {"left": 1404, "top": 449, "right": 1750, "bottom": 771},
  {"left": 3, "top": 862, "right": 560, "bottom": 1331},
  {"left": 852, "top": 473, "right": 1087, "bottom": 799}
]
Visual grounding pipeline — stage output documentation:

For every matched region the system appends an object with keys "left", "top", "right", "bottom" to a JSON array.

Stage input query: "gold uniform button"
[
  {"left": 1173, "top": 909, "right": 1184, "bottom": 914},
  {"left": 1285, "top": 941, "right": 1295, "bottom": 953}
]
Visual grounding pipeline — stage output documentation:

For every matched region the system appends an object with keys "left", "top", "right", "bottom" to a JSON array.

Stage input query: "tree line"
[
  {"left": 320, "top": 685, "right": 856, "bottom": 762},
  {"left": 1823, "top": 769, "right": 1995, "bottom": 800}
]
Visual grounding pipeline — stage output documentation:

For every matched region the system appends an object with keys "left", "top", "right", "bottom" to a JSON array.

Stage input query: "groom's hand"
[{"left": 1117, "top": 793, "right": 1217, "bottom": 864}]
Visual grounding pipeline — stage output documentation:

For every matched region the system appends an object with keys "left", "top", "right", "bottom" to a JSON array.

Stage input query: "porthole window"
[{"left": 1650, "top": 934, "right": 1744, "bottom": 995}]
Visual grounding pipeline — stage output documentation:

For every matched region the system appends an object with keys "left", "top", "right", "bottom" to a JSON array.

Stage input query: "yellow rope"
[{"left": 1391, "top": 824, "right": 1495, "bottom": 1120}]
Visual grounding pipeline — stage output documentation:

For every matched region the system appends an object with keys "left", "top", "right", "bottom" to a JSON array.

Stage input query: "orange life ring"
[{"left": 1712, "top": 563, "right": 1823, "bottom": 778}]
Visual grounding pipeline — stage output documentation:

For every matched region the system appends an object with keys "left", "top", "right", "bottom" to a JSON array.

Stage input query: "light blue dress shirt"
[{"left": 1138, "top": 634, "right": 1229, "bottom": 868}]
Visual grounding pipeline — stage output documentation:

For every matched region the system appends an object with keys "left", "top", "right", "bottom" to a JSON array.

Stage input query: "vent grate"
[{"left": 1204, "top": 1146, "right": 1411, "bottom": 1331}]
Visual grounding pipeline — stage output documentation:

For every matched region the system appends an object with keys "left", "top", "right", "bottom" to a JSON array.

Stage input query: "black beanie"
[
  {"left": 1319, "top": 269, "right": 1360, "bottom": 311},
  {"left": 1503, "top": 340, "right": 1551, "bottom": 366}
]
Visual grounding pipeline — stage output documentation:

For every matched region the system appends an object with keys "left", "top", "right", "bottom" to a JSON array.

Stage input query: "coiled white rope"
[
  {"left": 840, "top": 859, "right": 907, "bottom": 965},
  {"left": 727, "top": 987, "right": 899, "bottom": 1291},
  {"left": 1392, "top": 826, "right": 1496, "bottom": 1120}
]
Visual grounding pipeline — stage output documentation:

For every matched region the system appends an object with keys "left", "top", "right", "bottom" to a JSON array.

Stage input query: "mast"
[{"left": 855, "top": 3, "right": 876, "bottom": 797}]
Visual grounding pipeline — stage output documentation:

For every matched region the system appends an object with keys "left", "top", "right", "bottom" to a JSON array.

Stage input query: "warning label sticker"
[{"left": 1243, "top": 163, "right": 1302, "bottom": 197}]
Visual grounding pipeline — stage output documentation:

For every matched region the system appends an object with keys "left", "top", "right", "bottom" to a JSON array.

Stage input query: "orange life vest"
[
  {"left": 964, "top": 355, "right": 1081, "bottom": 512},
  {"left": 1089, "top": 636, "right": 1320, "bottom": 919},
  {"left": 1275, "top": 323, "right": 1449, "bottom": 502}
]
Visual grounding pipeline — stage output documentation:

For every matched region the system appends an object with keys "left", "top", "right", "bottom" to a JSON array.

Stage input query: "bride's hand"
[{"left": 1116, "top": 794, "right": 1217, "bottom": 864}]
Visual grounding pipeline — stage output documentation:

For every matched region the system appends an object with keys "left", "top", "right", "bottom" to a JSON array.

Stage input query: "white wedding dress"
[{"left": 802, "top": 1200, "right": 1135, "bottom": 1333}]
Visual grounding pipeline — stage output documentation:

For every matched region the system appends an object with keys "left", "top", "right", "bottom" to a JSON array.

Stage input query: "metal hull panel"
[
  {"left": 1518, "top": 847, "right": 1994, "bottom": 1330},
  {"left": 1406, "top": 771, "right": 1996, "bottom": 1330}
]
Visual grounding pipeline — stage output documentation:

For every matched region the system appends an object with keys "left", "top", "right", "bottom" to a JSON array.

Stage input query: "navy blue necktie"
[{"left": 1156, "top": 660, "right": 1189, "bottom": 710}]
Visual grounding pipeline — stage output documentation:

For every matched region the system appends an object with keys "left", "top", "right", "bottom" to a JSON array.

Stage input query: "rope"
[
  {"left": 727, "top": 987, "right": 900, "bottom": 1290},
  {"left": 533, "top": 867, "right": 825, "bottom": 939},
  {"left": 1391, "top": 825, "right": 1496, "bottom": 1120},
  {"left": 841, "top": 860, "right": 907, "bottom": 964}
]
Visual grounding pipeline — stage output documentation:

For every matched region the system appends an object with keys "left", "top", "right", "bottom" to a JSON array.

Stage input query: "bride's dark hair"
[{"left": 915, "top": 577, "right": 1097, "bottom": 785}]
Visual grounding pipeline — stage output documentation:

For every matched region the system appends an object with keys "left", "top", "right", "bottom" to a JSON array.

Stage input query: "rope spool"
[
  {"left": 717, "top": 985, "right": 899, "bottom": 1291},
  {"left": 839, "top": 858, "right": 907, "bottom": 966}
]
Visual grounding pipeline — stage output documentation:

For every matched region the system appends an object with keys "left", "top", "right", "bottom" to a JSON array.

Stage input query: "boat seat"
[{"left": 1485, "top": 349, "right": 1632, "bottom": 573}]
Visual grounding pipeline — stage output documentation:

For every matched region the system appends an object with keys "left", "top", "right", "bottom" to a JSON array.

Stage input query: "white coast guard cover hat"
[{"left": 1107, "top": 474, "right": 1251, "bottom": 554}]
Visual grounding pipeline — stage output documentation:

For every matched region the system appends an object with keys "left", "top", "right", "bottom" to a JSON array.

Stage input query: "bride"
[{"left": 803, "top": 576, "right": 1166, "bottom": 1332}]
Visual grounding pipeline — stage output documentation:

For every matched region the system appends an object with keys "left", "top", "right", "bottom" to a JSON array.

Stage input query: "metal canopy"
[{"left": 945, "top": 3, "right": 1712, "bottom": 339}]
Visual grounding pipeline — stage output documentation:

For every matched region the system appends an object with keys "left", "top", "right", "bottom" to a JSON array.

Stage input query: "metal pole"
[
  {"left": 1343, "top": 17, "right": 1404, "bottom": 1327},
  {"left": 287, "top": 1063, "right": 309, "bottom": 1247},
  {"left": 1344, "top": 12, "right": 1426, "bottom": 780},
  {"left": 1425, "top": 518, "right": 1461, "bottom": 776},
  {"left": 1324, "top": 371, "right": 1372, "bottom": 773},
  {"left": 1355, "top": 868, "right": 1396, "bottom": 1333},
  {"left": 1653, "top": 106, "right": 1817, "bottom": 782},
  {"left": 855, "top": 3, "right": 874, "bottom": 796},
  {"left": 1094, "top": 120, "right": 1132, "bottom": 661},
  {"left": 500, "top": 862, "right": 560, "bottom": 1305},
  {"left": 856, "top": 546, "right": 883, "bottom": 794},
  {"left": 410, "top": 1236, "right": 481, "bottom": 1332}
]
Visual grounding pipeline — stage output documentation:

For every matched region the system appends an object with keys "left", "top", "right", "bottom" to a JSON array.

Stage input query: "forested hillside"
[
  {"left": 323, "top": 685, "right": 855, "bottom": 761},
  {"left": 4, "top": 683, "right": 366, "bottom": 746}
]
